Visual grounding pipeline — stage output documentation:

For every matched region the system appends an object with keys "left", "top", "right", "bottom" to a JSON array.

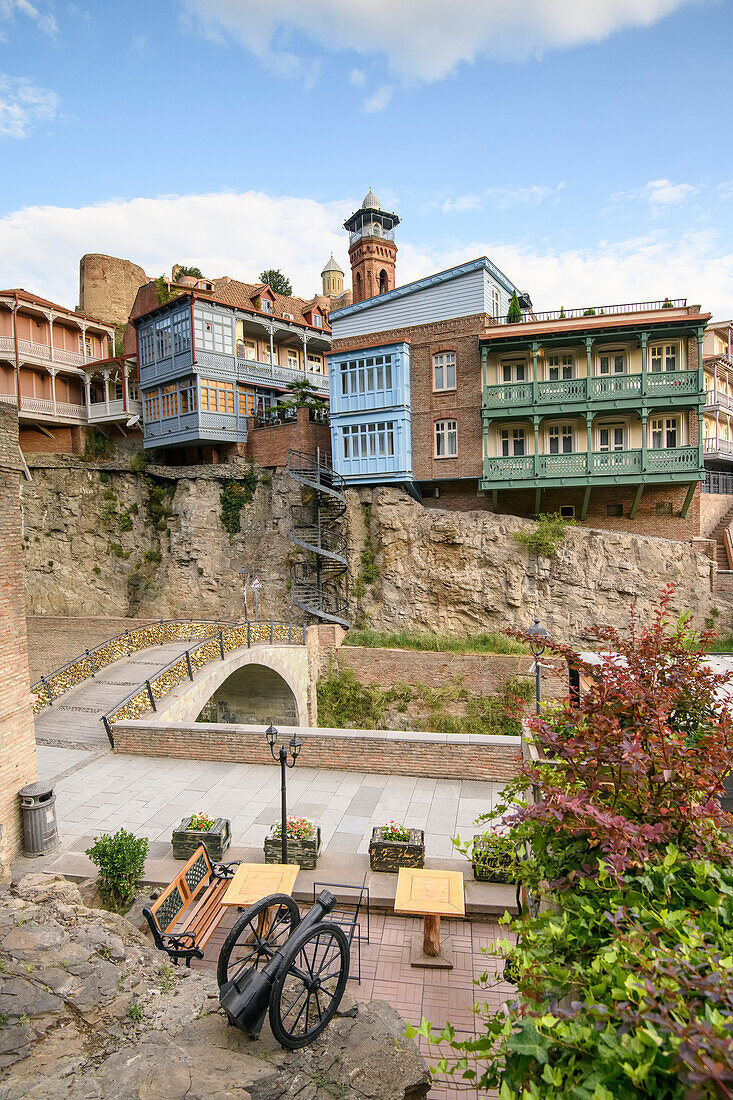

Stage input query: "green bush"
[
  {"left": 342, "top": 628, "right": 529, "bottom": 655},
  {"left": 85, "top": 829, "right": 149, "bottom": 909},
  {"left": 118, "top": 509, "right": 133, "bottom": 532},
  {"left": 583, "top": 307, "right": 596, "bottom": 316},
  {"left": 506, "top": 290, "right": 522, "bottom": 323},
  {"left": 144, "top": 549, "right": 162, "bottom": 564},
  {"left": 464, "top": 831, "right": 518, "bottom": 883},
  {"left": 130, "top": 451, "right": 149, "bottom": 473},
  {"left": 513, "top": 511, "right": 573, "bottom": 556},
  {"left": 317, "top": 667, "right": 412, "bottom": 729},
  {"left": 81, "top": 430, "right": 110, "bottom": 462},
  {"left": 219, "top": 464, "right": 258, "bottom": 535}
]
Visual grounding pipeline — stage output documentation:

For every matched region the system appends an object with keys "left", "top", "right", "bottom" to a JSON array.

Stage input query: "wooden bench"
[{"left": 143, "top": 845, "right": 240, "bottom": 966}]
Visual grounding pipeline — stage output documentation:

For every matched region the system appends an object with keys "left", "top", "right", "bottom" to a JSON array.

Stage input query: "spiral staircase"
[{"left": 288, "top": 449, "right": 350, "bottom": 627}]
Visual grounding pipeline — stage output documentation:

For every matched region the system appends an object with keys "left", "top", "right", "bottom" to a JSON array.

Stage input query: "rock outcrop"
[
  {"left": 0, "top": 873, "right": 431, "bottom": 1099},
  {"left": 20, "top": 456, "right": 727, "bottom": 643}
]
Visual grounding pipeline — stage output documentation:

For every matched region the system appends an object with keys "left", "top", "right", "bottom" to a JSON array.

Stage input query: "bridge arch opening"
[{"left": 196, "top": 664, "right": 298, "bottom": 726}]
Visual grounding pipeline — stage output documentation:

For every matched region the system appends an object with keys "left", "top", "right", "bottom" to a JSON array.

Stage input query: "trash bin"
[{"left": 18, "top": 781, "right": 60, "bottom": 857}]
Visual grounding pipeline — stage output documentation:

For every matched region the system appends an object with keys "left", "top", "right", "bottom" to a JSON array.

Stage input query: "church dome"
[
  {"left": 321, "top": 253, "right": 344, "bottom": 276},
  {"left": 362, "top": 189, "right": 381, "bottom": 211}
]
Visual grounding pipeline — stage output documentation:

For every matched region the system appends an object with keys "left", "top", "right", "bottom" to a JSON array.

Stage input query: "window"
[
  {"left": 649, "top": 343, "right": 678, "bottom": 372},
  {"left": 433, "top": 352, "right": 456, "bottom": 391},
  {"left": 238, "top": 386, "right": 256, "bottom": 416},
  {"left": 144, "top": 390, "right": 160, "bottom": 422},
  {"left": 655, "top": 501, "right": 673, "bottom": 516},
  {"left": 342, "top": 422, "right": 395, "bottom": 459},
  {"left": 237, "top": 338, "right": 256, "bottom": 362},
  {"left": 287, "top": 349, "right": 299, "bottom": 370},
  {"left": 172, "top": 312, "right": 191, "bottom": 356},
  {"left": 180, "top": 378, "right": 196, "bottom": 414},
  {"left": 199, "top": 378, "right": 234, "bottom": 414},
  {"left": 312, "top": 314, "right": 322, "bottom": 327},
  {"left": 651, "top": 416, "right": 679, "bottom": 449},
  {"left": 599, "top": 424, "right": 625, "bottom": 451},
  {"left": 500, "top": 428, "right": 525, "bottom": 457},
  {"left": 560, "top": 506, "right": 575, "bottom": 519},
  {"left": 139, "top": 327, "right": 154, "bottom": 367},
  {"left": 260, "top": 298, "right": 273, "bottom": 314},
  {"left": 547, "top": 353, "right": 574, "bottom": 381},
  {"left": 607, "top": 503, "right": 623, "bottom": 517},
  {"left": 491, "top": 286, "right": 501, "bottom": 319},
  {"left": 78, "top": 334, "right": 93, "bottom": 357},
  {"left": 339, "top": 354, "right": 393, "bottom": 396},
  {"left": 501, "top": 359, "right": 527, "bottom": 383},
  {"left": 598, "top": 350, "right": 626, "bottom": 375},
  {"left": 194, "top": 308, "right": 234, "bottom": 355},
  {"left": 307, "top": 354, "right": 323, "bottom": 374},
  {"left": 435, "top": 419, "right": 458, "bottom": 458},
  {"left": 548, "top": 424, "right": 573, "bottom": 454},
  {"left": 129, "top": 382, "right": 140, "bottom": 402},
  {"left": 160, "top": 383, "right": 178, "bottom": 418}
]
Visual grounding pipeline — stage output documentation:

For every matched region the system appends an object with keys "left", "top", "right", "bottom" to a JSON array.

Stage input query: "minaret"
[
  {"left": 321, "top": 254, "right": 344, "bottom": 298},
  {"left": 344, "top": 189, "right": 400, "bottom": 304}
]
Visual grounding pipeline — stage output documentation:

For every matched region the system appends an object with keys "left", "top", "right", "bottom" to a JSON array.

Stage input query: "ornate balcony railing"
[
  {"left": 101, "top": 620, "right": 305, "bottom": 745},
  {"left": 483, "top": 370, "right": 700, "bottom": 411},
  {"left": 488, "top": 299, "right": 687, "bottom": 327},
  {"left": 482, "top": 446, "right": 699, "bottom": 483},
  {"left": 706, "top": 389, "right": 733, "bottom": 412},
  {"left": 704, "top": 437, "right": 733, "bottom": 456},
  {"left": 0, "top": 335, "right": 87, "bottom": 367}
]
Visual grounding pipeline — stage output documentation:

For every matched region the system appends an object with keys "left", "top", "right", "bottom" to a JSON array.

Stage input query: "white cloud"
[
  {"left": 0, "top": 0, "right": 57, "bottom": 36},
  {"left": 441, "top": 194, "right": 483, "bottom": 214},
  {"left": 361, "top": 83, "right": 393, "bottom": 113},
  {"left": 179, "top": 0, "right": 702, "bottom": 83},
  {"left": 427, "top": 183, "right": 564, "bottom": 214},
  {"left": 613, "top": 178, "right": 698, "bottom": 208},
  {"left": 1, "top": 190, "right": 730, "bottom": 320},
  {"left": 349, "top": 67, "right": 366, "bottom": 87},
  {"left": 0, "top": 74, "right": 59, "bottom": 138}
]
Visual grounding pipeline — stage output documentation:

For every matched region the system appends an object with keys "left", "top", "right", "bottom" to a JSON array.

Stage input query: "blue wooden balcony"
[
  {"left": 480, "top": 445, "right": 702, "bottom": 490},
  {"left": 482, "top": 369, "right": 701, "bottom": 418}
]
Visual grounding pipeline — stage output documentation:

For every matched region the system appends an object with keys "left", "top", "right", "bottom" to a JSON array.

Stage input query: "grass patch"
[
  {"left": 513, "top": 511, "right": 574, "bottom": 556},
  {"left": 342, "top": 628, "right": 530, "bottom": 656},
  {"left": 705, "top": 634, "right": 733, "bottom": 653}
]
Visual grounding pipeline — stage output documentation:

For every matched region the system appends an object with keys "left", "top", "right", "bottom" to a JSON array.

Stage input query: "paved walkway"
[{"left": 34, "top": 641, "right": 197, "bottom": 750}]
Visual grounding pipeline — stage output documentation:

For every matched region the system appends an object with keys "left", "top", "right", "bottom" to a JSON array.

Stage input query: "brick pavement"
[{"left": 195, "top": 904, "right": 515, "bottom": 1099}]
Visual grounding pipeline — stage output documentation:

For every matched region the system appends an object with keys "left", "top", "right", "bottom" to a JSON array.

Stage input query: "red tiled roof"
[{"left": 0, "top": 288, "right": 112, "bottom": 330}]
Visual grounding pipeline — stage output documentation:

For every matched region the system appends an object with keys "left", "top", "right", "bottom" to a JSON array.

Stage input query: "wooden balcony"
[
  {"left": 480, "top": 445, "right": 702, "bottom": 491},
  {"left": 482, "top": 369, "right": 701, "bottom": 419}
]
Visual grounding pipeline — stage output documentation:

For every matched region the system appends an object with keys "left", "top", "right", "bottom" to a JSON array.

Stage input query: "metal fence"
[{"left": 703, "top": 471, "right": 733, "bottom": 495}]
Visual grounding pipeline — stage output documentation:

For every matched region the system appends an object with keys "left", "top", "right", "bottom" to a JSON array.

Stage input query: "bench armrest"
[{"left": 212, "top": 860, "right": 241, "bottom": 880}]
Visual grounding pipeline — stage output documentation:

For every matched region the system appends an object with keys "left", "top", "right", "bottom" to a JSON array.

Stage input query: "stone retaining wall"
[{"left": 113, "top": 721, "right": 523, "bottom": 781}]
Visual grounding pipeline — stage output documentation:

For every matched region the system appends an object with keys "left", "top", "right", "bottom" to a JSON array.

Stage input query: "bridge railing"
[
  {"left": 101, "top": 620, "right": 305, "bottom": 747},
  {"left": 30, "top": 618, "right": 241, "bottom": 715}
]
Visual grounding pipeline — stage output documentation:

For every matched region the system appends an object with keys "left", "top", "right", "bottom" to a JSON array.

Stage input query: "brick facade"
[
  {"left": 0, "top": 405, "right": 38, "bottom": 873},
  {"left": 113, "top": 721, "right": 523, "bottom": 782},
  {"left": 243, "top": 407, "right": 332, "bottom": 467},
  {"left": 349, "top": 237, "right": 398, "bottom": 304}
]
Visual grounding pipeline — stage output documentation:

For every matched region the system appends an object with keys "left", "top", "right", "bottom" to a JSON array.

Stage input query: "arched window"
[
  {"left": 379, "top": 269, "right": 389, "bottom": 294},
  {"left": 355, "top": 271, "right": 362, "bottom": 299}
]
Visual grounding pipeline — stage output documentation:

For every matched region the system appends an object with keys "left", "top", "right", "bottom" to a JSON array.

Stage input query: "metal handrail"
[
  {"left": 31, "top": 618, "right": 240, "bottom": 715},
  {"left": 101, "top": 620, "right": 306, "bottom": 747},
  {"left": 488, "top": 298, "right": 687, "bottom": 327}
]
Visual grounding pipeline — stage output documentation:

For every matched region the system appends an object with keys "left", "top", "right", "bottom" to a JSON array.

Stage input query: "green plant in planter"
[
  {"left": 271, "top": 815, "right": 316, "bottom": 841},
  {"left": 380, "top": 820, "right": 410, "bottom": 842},
  {"left": 85, "top": 829, "right": 149, "bottom": 910},
  {"left": 461, "top": 829, "right": 518, "bottom": 883},
  {"left": 506, "top": 290, "right": 522, "bottom": 323},
  {"left": 188, "top": 811, "right": 214, "bottom": 831}
]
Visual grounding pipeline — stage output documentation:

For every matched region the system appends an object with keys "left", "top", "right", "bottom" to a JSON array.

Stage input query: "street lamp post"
[
  {"left": 527, "top": 618, "right": 550, "bottom": 715},
  {"left": 265, "top": 723, "right": 302, "bottom": 864}
]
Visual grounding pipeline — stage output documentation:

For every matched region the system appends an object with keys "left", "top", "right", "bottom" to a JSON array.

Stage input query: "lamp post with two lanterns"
[
  {"left": 527, "top": 618, "right": 550, "bottom": 715},
  {"left": 265, "top": 723, "right": 302, "bottom": 864}
]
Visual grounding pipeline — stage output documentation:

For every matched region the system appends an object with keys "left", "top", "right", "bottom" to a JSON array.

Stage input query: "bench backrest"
[{"left": 148, "top": 844, "right": 214, "bottom": 933}]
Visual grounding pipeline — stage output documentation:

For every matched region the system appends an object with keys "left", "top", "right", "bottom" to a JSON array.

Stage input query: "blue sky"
[{"left": 2, "top": 0, "right": 733, "bottom": 314}]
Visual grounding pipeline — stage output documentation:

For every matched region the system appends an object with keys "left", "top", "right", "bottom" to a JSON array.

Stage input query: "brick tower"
[{"left": 344, "top": 190, "right": 400, "bottom": 304}]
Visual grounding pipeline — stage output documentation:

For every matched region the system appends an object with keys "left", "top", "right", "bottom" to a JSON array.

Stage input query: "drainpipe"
[{"left": 12, "top": 293, "right": 21, "bottom": 411}]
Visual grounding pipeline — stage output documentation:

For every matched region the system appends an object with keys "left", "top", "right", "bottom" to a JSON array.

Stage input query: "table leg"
[{"left": 423, "top": 914, "right": 441, "bottom": 957}]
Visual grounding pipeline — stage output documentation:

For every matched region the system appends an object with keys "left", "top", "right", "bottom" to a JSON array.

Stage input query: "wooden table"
[
  {"left": 394, "top": 867, "right": 465, "bottom": 969},
  {"left": 222, "top": 863, "right": 300, "bottom": 910}
]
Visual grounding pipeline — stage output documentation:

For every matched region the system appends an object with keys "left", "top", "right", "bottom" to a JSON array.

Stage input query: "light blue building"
[
  {"left": 133, "top": 278, "right": 331, "bottom": 459},
  {"left": 328, "top": 341, "right": 412, "bottom": 485}
]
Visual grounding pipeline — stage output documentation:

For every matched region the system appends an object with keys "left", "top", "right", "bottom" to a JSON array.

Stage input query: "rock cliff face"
[
  {"left": 20, "top": 457, "right": 725, "bottom": 643},
  {"left": 0, "top": 874, "right": 430, "bottom": 1099}
]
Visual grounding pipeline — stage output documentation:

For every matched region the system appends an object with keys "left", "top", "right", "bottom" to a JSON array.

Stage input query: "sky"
[{"left": 1, "top": 0, "right": 733, "bottom": 315}]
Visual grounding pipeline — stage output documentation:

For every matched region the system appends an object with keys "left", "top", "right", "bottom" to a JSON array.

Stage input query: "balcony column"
[
  {"left": 716, "top": 410, "right": 720, "bottom": 450},
  {"left": 585, "top": 337, "right": 593, "bottom": 383},
  {"left": 697, "top": 329, "right": 705, "bottom": 396},
  {"left": 698, "top": 409, "right": 705, "bottom": 473},
  {"left": 531, "top": 341, "right": 539, "bottom": 404},
  {"left": 83, "top": 374, "right": 92, "bottom": 413},
  {"left": 122, "top": 361, "right": 129, "bottom": 413},
  {"left": 586, "top": 414, "right": 592, "bottom": 472},
  {"left": 268, "top": 324, "right": 275, "bottom": 375},
  {"left": 302, "top": 331, "right": 308, "bottom": 374},
  {"left": 48, "top": 367, "right": 57, "bottom": 416},
  {"left": 80, "top": 323, "right": 88, "bottom": 364},
  {"left": 532, "top": 414, "right": 540, "bottom": 478},
  {"left": 48, "top": 313, "right": 55, "bottom": 363},
  {"left": 103, "top": 370, "right": 110, "bottom": 414},
  {"left": 641, "top": 409, "right": 648, "bottom": 473},
  {"left": 640, "top": 331, "right": 648, "bottom": 397}
]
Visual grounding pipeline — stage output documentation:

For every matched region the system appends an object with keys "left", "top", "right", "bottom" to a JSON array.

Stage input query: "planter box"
[
  {"left": 472, "top": 833, "right": 516, "bottom": 883},
  {"left": 172, "top": 817, "right": 231, "bottom": 862},
  {"left": 369, "top": 827, "right": 425, "bottom": 873},
  {"left": 264, "top": 826, "right": 321, "bottom": 869}
]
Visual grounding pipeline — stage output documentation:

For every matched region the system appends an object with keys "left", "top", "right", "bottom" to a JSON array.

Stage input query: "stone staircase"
[{"left": 710, "top": 504, "right": 733, "bottom": 569}]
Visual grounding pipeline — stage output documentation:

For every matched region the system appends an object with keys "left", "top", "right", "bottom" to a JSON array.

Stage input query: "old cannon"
[{"left": 218, "top": 888, "right": 350, "bottom": 1049}]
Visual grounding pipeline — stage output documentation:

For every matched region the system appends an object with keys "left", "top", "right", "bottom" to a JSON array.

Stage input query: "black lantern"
[
  {"left": 527, "top": 619, "right": 550, "bottom": 714},
  {"left": 266, "top": 723, "right": 301, "bottom": 864}
]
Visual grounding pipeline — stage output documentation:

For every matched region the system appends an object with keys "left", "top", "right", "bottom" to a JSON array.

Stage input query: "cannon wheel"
[
  {"left": 217, "top": 893, "right": 301, "bottom": 988},
  {"left": 268, "top": 921, "right": 349, "bottom": 1049}
]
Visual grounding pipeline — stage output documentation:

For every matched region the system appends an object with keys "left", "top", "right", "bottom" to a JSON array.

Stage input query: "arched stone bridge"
[{"left": 32, "top": 620, "right": 315, "bottom": 752}]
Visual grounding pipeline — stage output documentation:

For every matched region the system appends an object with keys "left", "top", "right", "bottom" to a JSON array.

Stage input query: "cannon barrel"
[{"left": 220, "top": 889, "right": 337, "bottom": 1036}]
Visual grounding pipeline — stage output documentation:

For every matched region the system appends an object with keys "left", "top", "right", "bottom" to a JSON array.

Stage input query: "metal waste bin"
[{"left": 18, "top": 781, "right": 60, "bottom": 857}]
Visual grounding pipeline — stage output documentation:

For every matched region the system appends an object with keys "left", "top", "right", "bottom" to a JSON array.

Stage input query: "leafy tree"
[
  {"left": 419, "top": 586, "right": 733, "bottom": 1096},
  {"left": 175, "top": 265, "right": 203, "bottom": 280},
  {"left": 506, "top": 290, "right": 522, "bottom": 323},
  {"left": 260, "top": 268, "right": 292, "bottom": 296}
]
